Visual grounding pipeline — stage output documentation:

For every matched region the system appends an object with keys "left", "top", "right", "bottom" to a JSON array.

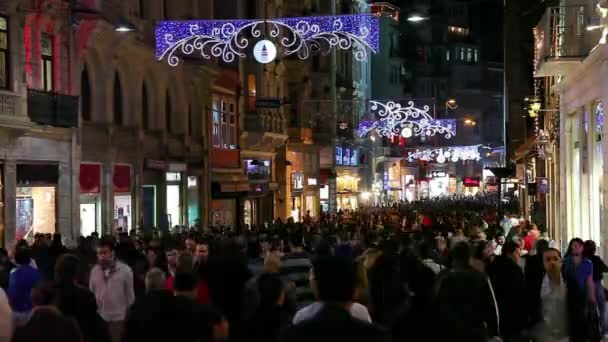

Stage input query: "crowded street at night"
[{"left": 2, "top": 0, "right": 608, "bottom": 341}]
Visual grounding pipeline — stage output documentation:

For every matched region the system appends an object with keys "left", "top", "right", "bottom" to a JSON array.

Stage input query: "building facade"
[{"left": 533, "top": 0, "right": 607, "bottom": 251}]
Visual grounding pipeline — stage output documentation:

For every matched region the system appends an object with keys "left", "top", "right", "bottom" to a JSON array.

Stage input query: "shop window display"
[{"left": 16, "top": 186, "right": 56, "bottom": 240}]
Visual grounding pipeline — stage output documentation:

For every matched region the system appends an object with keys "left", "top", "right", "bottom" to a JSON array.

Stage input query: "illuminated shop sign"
[
  {"left": 291, "top": 172, "right": 304, "bottom": 191},
  {"left": 336, "top": 147, "right": 359, "bottom": 166}
]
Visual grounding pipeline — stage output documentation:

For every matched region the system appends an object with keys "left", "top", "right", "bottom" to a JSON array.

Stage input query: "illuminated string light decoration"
[
  {"left": 405, "top": 145, "right": 481, "bottom": 164},
  {"left": 597, "top": 101, "right": 604, "bottom": 132},
  {"left": 156, "top": 14, "right": 379, "bottom": 66},
  {"left": 532, "top": 27, "right": 544, "bottom": 156},
  {"left": 357, "top": 101, "right": 456, "bottom": 139}
]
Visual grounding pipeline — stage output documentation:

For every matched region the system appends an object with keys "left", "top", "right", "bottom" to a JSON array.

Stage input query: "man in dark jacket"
[
  {"left": 54, "top": 254, "right": 110, "bottom": 342},
  {"left": 434, "top": 241, "right": 497, "bottom": 341},
  {"left": 281, "top": 256, "right": 388, "bottom": 342},
  {"left": 489, "top": 240, "right": 528, "bottom": 341},
  {"left": 524, "top": 239, "right": 549, "bottom": 328}
]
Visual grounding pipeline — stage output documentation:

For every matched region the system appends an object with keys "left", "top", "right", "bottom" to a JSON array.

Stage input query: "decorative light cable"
[
  {"left": 533, "top": 27, "right": 543, "bottom": 74},
  {"left": 405, "top": 145, "right": 481, "bottom": 164},
  {"left": 357, "top": 101, "right": 456, "bottom": 139},
  {"left": 596, "top": 101, "right": 604, "bottom": 132},
  {"left": 532, "top": 26, "right": 543, "bottom": 156},
  {"left": 155, "top": 14, "right": 379, "bottom": 66}
]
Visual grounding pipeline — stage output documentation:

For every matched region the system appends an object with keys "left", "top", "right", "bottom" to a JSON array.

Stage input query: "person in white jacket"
[{"left": 0, "top": 287, "right": 13, "bottom": 342}]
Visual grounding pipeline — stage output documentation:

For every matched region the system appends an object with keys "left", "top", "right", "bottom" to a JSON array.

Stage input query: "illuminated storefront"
[
  {"left": 16, "top": 164, "right": 58, "bottom": 240},
  {"left": 336, "top": 174, "right": 359, "bottom": 211},
  {"left": 290, "top": 172, "right": 304, "bottom": 221},
  {"left": 336, "top": 146, "right": 361, "bottom": 210},
  {"left": 243, "top": 159, "right": 274, "bottom": 227},
  {"left": 80, "top": 163, "right": 101, "bottom": 237}
]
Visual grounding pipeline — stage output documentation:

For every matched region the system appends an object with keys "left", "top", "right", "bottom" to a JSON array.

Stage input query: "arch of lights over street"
[{"left": 155, "top": 14, "right": 380, "bottom": 66}]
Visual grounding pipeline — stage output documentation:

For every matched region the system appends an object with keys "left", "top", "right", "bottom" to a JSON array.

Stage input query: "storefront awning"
[
  {"left": 211, "top": 168, "right": 249, "bottom": 193},
  {"left": 512, "top": 137, "right": 537, "bottom": 162}
]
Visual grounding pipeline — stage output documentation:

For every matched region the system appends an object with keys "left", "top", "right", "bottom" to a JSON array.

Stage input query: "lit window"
[
  {"left": 248, "top": 74, "right": 256, "bottom": 110},
  {"left": 446, "top": 49, "right": 450, "bottom": 61},
  {"left": 460, "top": 48, "right": 464, "bottom": 60},
  {"left": 467, "top": 48, "right": 472, "bottom": 62},
  {"left": 166, "top": 172, "right": 181, "bottom": 182},
  {"left": 0, "top": 16, "right": 9, "bottom": 89},
  {"left": 41, "top": 33, "right": 53, "bottom": 91},
  {"left": 474, "top": 49, "right": 479, "bottom": 62},
  {"left": 577, "top": 6, "right": 585, "bottom": 36},
  {"left": 212, "top": 94, "right": 237, "bottom": 149},
  {"left": 212, "top": 100, "right": 220, "bottom": 147}
]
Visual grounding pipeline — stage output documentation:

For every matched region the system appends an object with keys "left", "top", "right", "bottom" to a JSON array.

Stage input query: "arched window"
[
  {"left": 165, "top": 90, "right": 172, "bottom": 133},
  {"left": 81, "top": 67, "right": 91, "bottom": 121},
  {"left": 113, "top": 73, "right": 123, "bottom": 125},
  {"left": 142, "top": 83, "right": 149, "bottom": 130}
]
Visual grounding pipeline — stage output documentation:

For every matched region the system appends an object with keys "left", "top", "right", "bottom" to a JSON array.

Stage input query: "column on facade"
[
  {"left": 3, "top": 161, "right": 16, "bottom": 244},
  {"left": 600, "top": 60, "right": 608, "bottom": 256},
  {"left": 559, "top": 99, "right": 572, "bottom": 245},
  {"left": 581, "top": 103, "right": 592, "bottom": 240},
  {"left": 57, "top": 161, "right": 76, "bottom": 244}
]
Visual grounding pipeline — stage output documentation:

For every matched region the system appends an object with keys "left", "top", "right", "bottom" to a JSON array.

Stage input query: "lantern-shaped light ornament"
[
  {"left": 528, "top": 101, "right": 541, "bottom": 118},
  {"left": 436, "top": 151, "right": 446, "bottom": 164},
  {"left": 401, "top": 125, "right": 413, "bottom": 138}
]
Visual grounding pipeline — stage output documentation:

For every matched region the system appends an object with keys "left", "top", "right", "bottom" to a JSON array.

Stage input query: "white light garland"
[
  {"left": 156, "top": 15, "right": 379, "bottom": 66},
  {"left": 405, "top": 145, "right": 481, "bottom": 164},
  {"left": 361, "top": 101, "right": 456, "bottom": 139}
]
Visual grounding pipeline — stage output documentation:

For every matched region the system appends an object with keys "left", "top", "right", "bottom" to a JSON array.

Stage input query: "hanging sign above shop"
[
  {"left": 255, "top": 97, "right": 282, "bottom": 108},
  {"left": 463, "top": 177, "right": 480, "bottom": 187},
  {"left": 537, "top": 177, "right": 550, "bottom": 193}
]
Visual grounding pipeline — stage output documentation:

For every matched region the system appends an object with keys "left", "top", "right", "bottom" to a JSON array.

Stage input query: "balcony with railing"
[
  {"left": 27, "top": 89, "right": 78, "bottom": 128},
  {"left": 241, "top": 97, "right": 288, "bottom": 151},
  {"left": 534, "top": 5, "right": 599, "bottom": 77}
]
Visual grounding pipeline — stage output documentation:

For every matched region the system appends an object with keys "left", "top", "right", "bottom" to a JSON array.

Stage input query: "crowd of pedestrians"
[{"left": 0, "top": 199, "right": 607, "bottom": 342}]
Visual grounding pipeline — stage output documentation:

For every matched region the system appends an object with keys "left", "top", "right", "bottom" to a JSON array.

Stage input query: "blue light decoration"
[
  {"left": 336, "top": 147, "right": 359, "bottom": 166},
  {"left": 357, "top": 101, "right": 456, "bottom": 140},
  {"left": 596, "top": 101, "right": 604, "bottom": 133},
  {"left": 155, "top": 14, "right": 380, "bottom": 66}
]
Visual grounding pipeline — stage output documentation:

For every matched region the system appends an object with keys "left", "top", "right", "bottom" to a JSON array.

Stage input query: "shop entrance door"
[{"left": 142, "top": 186, "right": 156, "bottom": 229}]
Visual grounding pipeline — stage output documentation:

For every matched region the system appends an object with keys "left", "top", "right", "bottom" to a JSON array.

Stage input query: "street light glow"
[
  {"left": 464, "top": 119, "right": 476, "bottom": 126},
  {"left": 407, "top": 15, "right": 428, "bottom": 22},
  {"left": 115, "top": 25, "right": 135, "bottom": 32}
]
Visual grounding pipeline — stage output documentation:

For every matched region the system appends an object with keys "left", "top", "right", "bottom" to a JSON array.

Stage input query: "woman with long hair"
[
  {"left": 583, "top": 240, "right": 608, "bottom": 335},
  {"left": 563, "top": 238, "right": 599, "bottom": 341}
]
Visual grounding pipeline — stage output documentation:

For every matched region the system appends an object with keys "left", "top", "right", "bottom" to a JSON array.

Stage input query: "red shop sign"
[
  {"left": 113, "top": 165, "right": 131, "bottom": 193},
  {"left": 80, "top": 163, "right": 101, "bottom": 194},
  {"left": 463, "top": 177, "right": 480, "bottom": 187}
]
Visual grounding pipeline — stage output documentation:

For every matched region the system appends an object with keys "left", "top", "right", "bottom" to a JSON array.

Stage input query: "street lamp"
[
  {"left": 69, "top": 0, "right": 136, "bottom": 32},
  {"left": 445, "top": 98, "right": 458, "bottom": 116},
  {"left": 526, "top": 96, "right": 542, "bottom": 118},
  {"left": 464, "top": 118, "right": 477, "bottom": 126},
  {"left": 407, "top": 14, "right": 428, "bottom": 22}
]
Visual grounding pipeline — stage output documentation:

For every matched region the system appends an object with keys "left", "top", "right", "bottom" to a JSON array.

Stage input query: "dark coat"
[
  {"left": 524, "top": 254, "right": 545, "bottom": 327},
  {"left": 433, "top": 266, "right": 496, "bottom": 341},
  {"left": 55, "top": 283, "right": 110, "bottom": 342},
  {"left": 123, "top": 290, "right": 218, "bottom": 342},
  {"left": 281, "top": 304, "right": 389, "bottom": 342},
  {"left": 489, "top": 255, "right": 527, "bottom": 337}
]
